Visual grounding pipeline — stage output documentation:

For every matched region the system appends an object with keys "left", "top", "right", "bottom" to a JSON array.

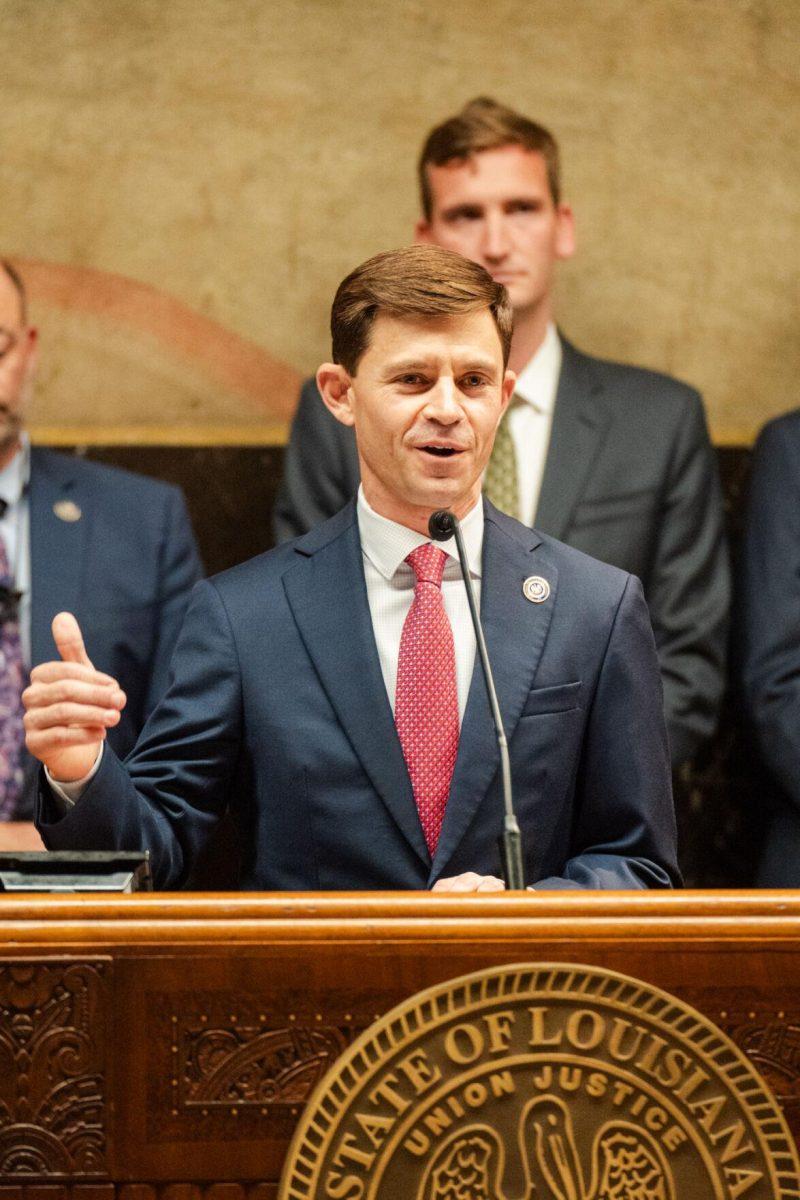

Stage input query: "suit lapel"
[
  {"left": 282, "top": 505, "right": 430, "bottom": 869},
  {"left": 534, "top": 337, "right": 611, "bottom": 541},
  {"left": 430, "top": 504, "right": 558, "bottom": 881},
  {"left": 28, "top": 449, "right": 88, "bottom": 667}
]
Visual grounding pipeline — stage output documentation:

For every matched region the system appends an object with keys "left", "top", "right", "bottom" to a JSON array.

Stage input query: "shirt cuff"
[{"left": 45, "top": 745, "right": 104, "bottom": 810}]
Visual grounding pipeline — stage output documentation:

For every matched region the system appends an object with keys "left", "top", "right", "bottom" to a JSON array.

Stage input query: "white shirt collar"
[
  {"left": 0, "top": 435, "right": 30, "bottom": 510},
  {"left": 512, "top": 322, "right": 562, "bottom": 414},
  {"left": 356, "top": 486, "right": 484, "bottom": 582}
]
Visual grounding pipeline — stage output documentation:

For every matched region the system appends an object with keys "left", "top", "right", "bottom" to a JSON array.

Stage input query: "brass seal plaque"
[{"left": 279, "top": 963, "right": 800, "bottom": 1199}]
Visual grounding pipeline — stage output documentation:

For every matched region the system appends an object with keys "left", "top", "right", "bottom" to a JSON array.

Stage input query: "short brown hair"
[
  {"left": 331, "top": 244, "right": 513, "bottom": 374},
  {"left": 0, "top": 260, "right": 27, "bottom": 324},
  {"left": 418, "top": 96, "right": 561, "bottom": 219}
]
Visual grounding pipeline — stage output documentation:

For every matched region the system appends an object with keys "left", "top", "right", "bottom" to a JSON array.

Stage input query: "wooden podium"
[{"left": 1, "top": 890, "right": 799, "bottom": 1197}]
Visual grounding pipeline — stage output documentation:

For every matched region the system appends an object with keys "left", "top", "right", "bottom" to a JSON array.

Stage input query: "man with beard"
[{"left": 0, "top": 259, "right": 201, "bottom": 820}]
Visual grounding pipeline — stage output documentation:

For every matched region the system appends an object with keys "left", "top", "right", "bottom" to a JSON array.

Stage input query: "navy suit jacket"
[
  {"left": 273, "top": 337, "right": 730, "bottom": 767},
  {"left": 21, "top": 448, "right": 202, "bottom": 814},
  {"left": 38, "top": 500, "right": 679, "bottom": 892},
  {"left": 739, "top": 411, "right": 800, "bottom": 885}
]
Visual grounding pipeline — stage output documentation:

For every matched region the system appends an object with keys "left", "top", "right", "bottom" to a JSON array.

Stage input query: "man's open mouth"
[{"left": 418, "top": 445, "right": 462, "bottom": 457}]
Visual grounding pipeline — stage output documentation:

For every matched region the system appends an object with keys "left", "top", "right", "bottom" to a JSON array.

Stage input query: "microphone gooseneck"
[{"left": 427, "top": 510, "right": 525, "bottom": 889}]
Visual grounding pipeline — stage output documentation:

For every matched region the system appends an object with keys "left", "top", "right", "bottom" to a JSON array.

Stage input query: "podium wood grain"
[{"left": 1, "top": 891, "right": 799, "bottom": 1197}]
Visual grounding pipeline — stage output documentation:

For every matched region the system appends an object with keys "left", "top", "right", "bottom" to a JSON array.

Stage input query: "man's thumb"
[{"left": 52, "top": 612, "right": 93, "bottom": 667}]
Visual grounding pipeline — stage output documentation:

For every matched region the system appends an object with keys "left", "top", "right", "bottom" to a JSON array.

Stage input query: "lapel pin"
[
  {"left": 523, "top": 575, "right": 550, "bottom": 604},
  {"left": 53, "top": 500, "right": 82, "bottom": 523}
]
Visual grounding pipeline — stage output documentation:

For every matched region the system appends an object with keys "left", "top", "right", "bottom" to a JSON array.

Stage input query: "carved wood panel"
[
  {"left": 686, "top": 987, "right": 800, "bottom": 1127},
  {"left": 0, "top": 960, "right": 111, "bottom": 1178},
  {"left": 146, "top": 990, "right": 357, "bottom": 1143}
]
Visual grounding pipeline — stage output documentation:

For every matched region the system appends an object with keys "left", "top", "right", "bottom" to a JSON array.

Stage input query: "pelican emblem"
[{"left": 423, "top": 1095, "right": 674, "bottom": 1199}]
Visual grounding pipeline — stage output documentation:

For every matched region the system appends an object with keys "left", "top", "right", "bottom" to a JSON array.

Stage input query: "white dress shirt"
[
  {"left": 357, "top": 487, "right": 481, "bottom": 723},
  {"left": 0, "top": 437, "right": 31, "bottom": 666},
  {"left": 506, "top": 322, "right": 562, "bottom": 526}
]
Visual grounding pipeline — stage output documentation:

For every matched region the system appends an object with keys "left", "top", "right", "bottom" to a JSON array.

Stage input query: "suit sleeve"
[
  {"left": 36, "top": 579, "right": 241, "bottom": 889},
  {"left": 145, "top": 485, "right": 204, "bottom": 715},
  {"left": 535, "top": 575, "right": 681, "bottom": 890},
  {"left": 740, "top": 419, "right": 800, "bottom": 808},
  {"left": 272, "top": 378, "right": 360, "bottom": 542},
  {"left": 646, "top": 391, "right": 730, "bottom": 766}
]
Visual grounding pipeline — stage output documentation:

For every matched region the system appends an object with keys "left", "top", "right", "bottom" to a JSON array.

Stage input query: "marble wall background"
[{"left": 1, "top": 0, "right": 797, "bottom": 442}]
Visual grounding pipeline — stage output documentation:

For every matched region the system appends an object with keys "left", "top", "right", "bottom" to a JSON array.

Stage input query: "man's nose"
[
  {"left": 481, "top": 213, "right": 511, "bottom": 261},
  {"left": 423, "top": 378, "right": 462, "bottom": 422}
]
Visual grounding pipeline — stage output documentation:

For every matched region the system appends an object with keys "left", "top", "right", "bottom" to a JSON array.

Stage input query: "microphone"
[{"left": 428, "top": 509, "right": 525, "bottom": 890}]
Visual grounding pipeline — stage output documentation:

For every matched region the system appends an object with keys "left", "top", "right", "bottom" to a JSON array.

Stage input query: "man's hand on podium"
[
  {"left": 23, "top": 612, "right": 126, "bottom": 783},
  {"left": 432, "top": 872, "right": 506, "bottom": 892}
]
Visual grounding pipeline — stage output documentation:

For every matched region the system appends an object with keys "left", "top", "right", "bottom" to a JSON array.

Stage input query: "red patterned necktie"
[
  {"left": 0, "top": 531, "right": 26, "bottom": 820},
  {"left": 395, "top": 543, "right": 459, "bottom": 855}
]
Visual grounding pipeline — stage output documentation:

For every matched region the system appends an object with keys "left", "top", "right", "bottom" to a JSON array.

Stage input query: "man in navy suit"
[
  {"left": 0, "top": 259, "right": 202, "bottom": 819},
  {"left": 274, "top": 98, "right": 729, "bottom": 771},
  {"left": 739, "top": 410, "right": 800, "bottom": 886},
  {"left": 25, "top": 246, "right": 678, "bottom": 892}
]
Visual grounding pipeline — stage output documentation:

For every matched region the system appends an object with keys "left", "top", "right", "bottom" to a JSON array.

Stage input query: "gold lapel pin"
[
  {"left": 53, "top": 499, "right": 82, "bottom": 523},
  {"left": 523, "top": 575, "right": 550, "bottom": 603}
]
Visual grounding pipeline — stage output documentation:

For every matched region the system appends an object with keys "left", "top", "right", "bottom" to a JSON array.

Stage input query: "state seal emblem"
[{"left": 279, "top": 963, "right": 800, "bottom": 1199}]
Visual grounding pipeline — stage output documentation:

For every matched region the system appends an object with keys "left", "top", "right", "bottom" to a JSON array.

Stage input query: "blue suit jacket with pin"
[
  {"left": 274, "top": 337, "right": 730, "bottom": 769},
  {"left": 23, "top": 447, "right": 202, "bottom": 814},
  {"left": 37, "top": 498, "right": 679, "bottom": 891}
]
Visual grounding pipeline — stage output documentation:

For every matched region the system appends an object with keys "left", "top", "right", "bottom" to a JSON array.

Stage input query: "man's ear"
[
  {"left": 500, "top": 369, "right": 516, "bottom": 416},
  {"left": 414, "top": 217, "right": 435, "bottom": 245},
  {"left": 24, "top": 327, "right": 39, "bottom": 369},
  {"left": 20, "top": 328, "right": 39, "bottom": 400},
  {"left": 316, "top": 363, "right": 355, "bottom": 427},
  {"left": 555, "top": 203, "right": 576, "bottom": 261}
]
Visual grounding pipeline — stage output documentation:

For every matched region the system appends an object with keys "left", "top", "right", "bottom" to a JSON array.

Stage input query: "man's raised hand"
[{"left": 23, "top": 612, "right": 126, "bottom": 783}]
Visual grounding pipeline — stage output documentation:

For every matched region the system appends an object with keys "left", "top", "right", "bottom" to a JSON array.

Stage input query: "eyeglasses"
[{"left": 0, "top": 329, "right": 19, "bottom": 360}]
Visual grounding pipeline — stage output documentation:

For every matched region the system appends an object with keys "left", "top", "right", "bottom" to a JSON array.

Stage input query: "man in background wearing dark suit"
[
  {"left": 0, "top": 259, "right": 202, "bottom": 821},
  {"left": 25, "top": 246, "right": 678, "bottom": 893},
  {"left": 274, "top": 98, "right": 729, "bottom": 770},
  {"left": 739, "top": 410, "right": 800, "bottom": 886}
]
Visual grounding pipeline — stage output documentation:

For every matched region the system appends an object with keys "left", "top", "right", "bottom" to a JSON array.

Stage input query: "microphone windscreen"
[{"left": 428, "top": 510, "right": 456, "bottom": 541}]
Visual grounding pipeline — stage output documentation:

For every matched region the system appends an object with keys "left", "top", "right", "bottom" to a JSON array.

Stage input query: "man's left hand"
[{"left": 432, "top": 872, "right": 506, "bottom": 892}]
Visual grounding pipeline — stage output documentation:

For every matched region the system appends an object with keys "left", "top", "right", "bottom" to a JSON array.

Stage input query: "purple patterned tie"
[{"left": 0, "top": 532, "right": 26, "bottom": 820}]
